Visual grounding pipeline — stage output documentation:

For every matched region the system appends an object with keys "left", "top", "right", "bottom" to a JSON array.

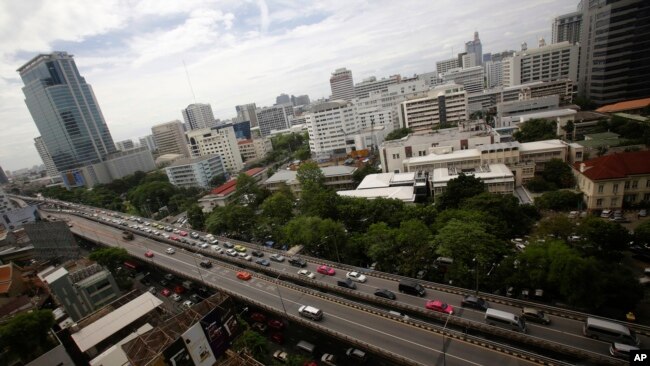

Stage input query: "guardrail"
[{"left": 56, "top": 209, "right": 623, "bottom": 366}]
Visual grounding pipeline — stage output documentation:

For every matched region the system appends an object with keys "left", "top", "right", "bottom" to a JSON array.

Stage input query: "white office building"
[
  {"left": 182, "top": 103, "right": 216, "bottom": 131},
  {"left": 34, "top": 136, "right": 59, "bottom": 178},
  {"left": 354, "top": 75, "right": 401, "bottom": 99},
  {"left": 484, "top": 60, "right": 504, "bottom": 88},
  {"left": 256, "top": 104, "right": 294, "bottom": 137},
  {"left": 436, "top": 58, "right": 460, "bottom": 74},
  {"left": 151, "top": 120, "right": 190, "bottom": 157},
  {"left": 235, "top": 103, "right": 259, "bottom": 127},
  {"left": 503, "top": 41, "right": 579, "bottom": 87},
  {"left": 115, "top": 139, "right": 134, "bottom": 151},
  {"left": 186, "top": 126, "right": 243, "bottom": 174},
  {"left": 330, "top": 68, "right": 355, "bottom": 101},
  {"left": 440, "top": 66, "right": 484, "bottom": 94},
  {"left": 398, "top": 84, "right": 468, "bottom": 133},
  {"left": 467, "top": 79, "right": 574, "bottom": 115},
  {"left": 306, "top": 101, "right": 357, "bottom": 156},
  {"left": 238, "top": 138, "right": 273, "bottom": 162},
  {"left": 165, "top": 155, "right": 225, "bottom": 189},
  {"left": 138, "top": 135, "right": 156, "bottom": 152}
]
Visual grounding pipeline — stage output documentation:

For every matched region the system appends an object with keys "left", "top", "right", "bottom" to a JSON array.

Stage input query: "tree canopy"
[
  {"left": 0, "top": 310, "right": 55, "bottom": 363},
  {"left": 89, "top": 247, "right": 129, "bottom": 271},
  {"left": 384, "top": 127, "right": 413, "bottom": 141},
  {"left": 436, "top": 173, "right": 485, "bottom": 210},
  {"left": 513, "top": 119, "right": 557, "bottom": 142}
]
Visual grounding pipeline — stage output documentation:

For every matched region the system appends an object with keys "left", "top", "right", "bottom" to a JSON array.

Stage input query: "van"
[
  {"left": 485, "top": 308, "right": 527, "bottom": 333},
  {"left": 434, "top": 257, "right": 453, "bottom": 272},
  {"left": 583, "top": 317, "right": 640, "bottom": 346},
  {"left": 610, "top": 342, "right": 640, "bottom": 359},
  {"left": 346, "top": 348, "right": 367, "bottom": 362},
  {"left": 298, "top": 305, "right": 323, "bottom": 321},
  {"left": 398, "top": 280, "right": 426, "bottom": 297},
  {"left": 296, "top": 340, "right": 316, "bottom": 354},
  {"left": 337, "top": 279, "right": 357, "bottom": 290}
]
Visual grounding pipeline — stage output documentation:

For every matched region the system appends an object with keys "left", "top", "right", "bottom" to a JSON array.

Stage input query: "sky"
[{"left": 0, "top": 0, "right": 577, "bottom": 172}]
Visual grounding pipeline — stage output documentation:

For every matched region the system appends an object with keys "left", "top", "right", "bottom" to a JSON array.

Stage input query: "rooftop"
[
  {"left": 167, "top": 154, "right": 221, "bottom": 168},
  {"left": 432, "top": 164, "right": 514, "bottom": 185},
  {"left": 0, "top": 264, "right": 13, "bottom": 294},
  {"left": 337, "top": 187, "right": 416, "bottom": 202},
  {"left": 573, "top": 150, "right": 650, "bottom": 181},
  {"left": 595, "top": 97, "right": 650, "bottom": 113},
  {"left": 71, "top": 292, "right": 162, "bottom": 352},
  {"left": 405, "top": 148, "right": 481, "bottom": 165},
  {"left": 208, "top": 167, "right": 265, "bottom": 196},
  {"left": 519, "top": 139, "right": 567, "bottom": 152},
  {"left": 265, "top": 166, "right": 356, "bottom": 185}
]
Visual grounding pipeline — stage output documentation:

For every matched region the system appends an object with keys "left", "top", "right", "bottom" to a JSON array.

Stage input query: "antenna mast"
[{"left": 183, "top": 60, "right": 197, "bottom": 103}]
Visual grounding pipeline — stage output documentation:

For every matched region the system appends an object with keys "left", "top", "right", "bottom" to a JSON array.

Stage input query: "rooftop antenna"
[{"left": 183, "top": 60, "right": 197, "bottom": 103}]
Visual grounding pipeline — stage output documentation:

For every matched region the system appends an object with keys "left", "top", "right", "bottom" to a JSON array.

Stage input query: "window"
[
  {"left": 392, "top": 154, "right": 400, "bottom": 159},
  {"left": 613, "top": 184, "right": 618, "bottom": 194},
  {"left": 625, "top": 181, "right": 630, "bottom": 189},
  {"left": 632, "top": 180, "right": 638, "bottom": 189},
  {"left": 611, "top": 198, "right": 618, "bottom": 206},
  {"left": 596, "top": 199, "right": 603, "bottom": 207},
  {"left": 598, "top": 185, "right": 604, "bottom": 193}
]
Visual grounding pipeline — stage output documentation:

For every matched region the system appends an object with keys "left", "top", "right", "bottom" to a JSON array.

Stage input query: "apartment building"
[
  {"left": 306, "top": 101, "right": 357, "bottom": 156},
  {"left": 186, "top": 125, "right": 244, "bottom": 174},
  {"left": 164, "top": 155, "right": 226, "bottom": 189},
  {"left": 398, "top": 84, "right": 468, "bottom": 133},
  {"left": 503, "top": 42, "right": 579, "bottom": 87},
  {"left": 354, "top": 75, "right": 401, "bottom": 99},
  {"left": 151, "top": 120, "right": 190, "bottom": 157},
  {"left": 467, "top": 79, "right": 574, "bottom": 115},
  {"left": 440, "top": 66, "right": 484, "bottom": 94},
  {"left": 256, "top": 104, "right": 294, "bottom": 137},
  {"left": 330, "top": 68, "right": 355, "bottom": 101},
  {"left": 238, "top": 138, "right": 272, "bottom": 162}
]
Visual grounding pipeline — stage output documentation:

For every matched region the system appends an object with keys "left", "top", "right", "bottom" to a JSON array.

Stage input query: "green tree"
[
  {"left": 0, "top": 310, "right": 55, "bottom": 362},
  {"left": 352, "top": 164, "right": 382, "bottom": 185},
  {"left": 577, "top": 216, "right": 631, "bottom": 259},
  {"left": 296, "top": 161, "right": 324, "bottom": 188},
  {"left": 366, "top": 222, "right": 399, "bottom": 273},
  {"left": 293, "top": 147, "right": 311, "bottom": 161},
  {"left": 233, "top": 330, "right": 268, "bottom": 362},
  {"left": 205, "top": 204, "right": 256, "bottom": 239},
  {"left": 461, "top": 193, "right": 538, "bottom": 239},
  {"left": 562, "top": 120, "right": 575, "bottom": 140},
  {"left": 513, "top": 118, "right": 557, "bottom": 142},
  {"left": 533, "top": 215, "right": 575, "bottom": 241},
  {"left": 436, "top": 173, "right": 485, "bottom": 210},
  {"left": 282, "top": 216, "right": 347, "bottom": 261},
  {"left": 635, "top": 221, "right": 650, "bottom": 246},
  {"left": 534, "top": 190, "right": 583, "bottom": 211},
  {"left": 261, "top": 192, "right": 294, "bottom": 226},
  {"left": 128, "top": 180, "right": 177, "bottom": 216},
  {"left": 209, "top": 174, "right": 227, "bottom": 187},
  {"left": 384, "top": 127, "right": 413, "bottom": 141},
  {"left": 394, "top": 220, "right": 435, "bottom": 277},
  {"left": 89, "top": 247, "right": 129, "bottom": 271},
  {"left": 186, "top": 204, "right": 205, "bottom": 230},
  {"left": 542, "top": 159, "right": 575, "bottom": 189}
]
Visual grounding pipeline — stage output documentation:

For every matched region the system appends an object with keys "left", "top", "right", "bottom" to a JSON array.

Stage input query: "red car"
[
  {"left": 425, "top": 300, "right": 454, "bottom": 315},
  {"left": 317, "top": 265, "right": 336, "bottom": 276},
  {"left": 170, "top": 235, "right": 180, "bottom": 241},
  {"left": 144, "top": 250, "right": 154, "bottom": 258},
  {"left": 179, "top": 231, "right": 188, "bottom": 236},
  {"left": 250, "top": 312, "right": 266, "bottom": 323},
  {"left": 161, "top": 288, "right": 171, "bottom": 297},
  {"left": 269, "top": 332, "right": 284, "bottom": 344},
  {"left": 237, "top": 271, "right": 252, "bottom": 281},
  {"left": 267, "top": 319, "right": 284, "bottom": 331},
  {"left": 174, "top": 285, "right": 186, "bottom": 294}
]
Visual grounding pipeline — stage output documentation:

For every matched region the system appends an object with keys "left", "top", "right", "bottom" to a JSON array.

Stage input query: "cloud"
[{"left": 257, "top": 0, "right": 270, "bottom": 33}]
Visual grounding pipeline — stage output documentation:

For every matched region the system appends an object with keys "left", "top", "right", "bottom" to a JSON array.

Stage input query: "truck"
[{"left": 122, "top": 231, "right": 134, "bottom": 241}]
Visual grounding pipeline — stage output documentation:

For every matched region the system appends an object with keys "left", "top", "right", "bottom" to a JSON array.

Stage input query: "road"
[{"left": 64, "top": 212, "right": 547, "bottom": 366}]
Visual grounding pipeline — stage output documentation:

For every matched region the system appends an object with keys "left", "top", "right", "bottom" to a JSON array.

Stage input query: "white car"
[
  {"left": 166, "top": 248, "right": 176, "bottom": 254},
  {"left": 182, "top": 300, "right": 194, "bottom": 308},
  {"left": 346, "top": 271, "right": 367, "bottom": 283},
  {"left": 298, "top": 269, "right": 316, "bottom": 279},
  {"left": 273, "top": 350, "right": 288, "bottom": 362},
  {"left": 242, "top": 254, "right": 252, "bottom": 261},
  {"left": 226, "top": 249, "right": 238, "bottom": 257},
  {"left": 270, "top": 254, "right": 285, "bottom": 262},
  {"left": 212, "top": 245, "right": 223, "bottom": 253},
  {"left": 200, "top": 243, "right": 209, "bottom": 249},
  {"left": 171, "top": 294, "right": 182, "bottom": 302}
]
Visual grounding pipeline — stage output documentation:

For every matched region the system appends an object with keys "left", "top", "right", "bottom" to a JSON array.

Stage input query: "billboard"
[
  {"left": 62, "top": 169, "right": 85, "bottom": 188},
  {"left": 181, "top": 323, "right": 217, "bottom": 366},
  {"left": 199, "top": 307, "right": 230, "bottom": 357},
  {"left": 1, "top": 205, "right": 40, "bottom": 230}
]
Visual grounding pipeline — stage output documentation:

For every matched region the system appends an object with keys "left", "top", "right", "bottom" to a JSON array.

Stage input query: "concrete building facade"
[
  {"left": 440, "top": 66, "right": 485, "bottom": 94},
  {"left": 151, "top": 120, "right": 190, "bottom": 157},
  {"left": 503, "top": 42, "right": 579, "bottom": 87},
  {"left": 182, "top": 103, "right": 216, "bottom": 131},
  {"left": 235, "top": 103, "right": 259, "bottom": 127},
  {"left": 354, "top": 75, "right": 401, "bottom": 99},
  {"left": 329, "top": 68, "right": 355, "bottom": 101},
  {"left": 256, "top": 104, "right": 294, "bottom": 137},
  {"left": 552, "top": 11, "right": 582, "bottom": 44},
  {"left": 114, "top": 139, "right": 134, "bottom": 151},
  {"left": 436, "top": 58, "right": 460, "bottom": 74},
  {"left": 186, "top": 126, "right": 243, "bottom": 174},
  {"left": 465, "top": 31, "right": 483, "bottom": 66},
  {"left": 138, "top": 135, "right": 156, "bottom": 152},
  {"left": 165, "top": 155, "right": 225, "bottom": 189},
  {"left": 34, "top": 136, "right": 59, "bottom": 178},
  {"left": 398, "top": 84, "right": 468, "bottom": 133},
  {"left": 306, "top": 101, "right": 357, "bottom": 156}
]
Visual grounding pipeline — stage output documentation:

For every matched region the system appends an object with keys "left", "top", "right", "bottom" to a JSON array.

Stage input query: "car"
[
  {"left": 144, "top": 250, "right": 154, "bottom": 258},
  {"left": 234, "top": 245, "right": 247, "bottom": 252},
  {"left": 298, "top": 269, "right": 316, "bottom": 279},
  {"left": 165, "top": 226, "right": 173, "bottom": 232},
  {"left": 179, "top": 231, "right": 188, "bottom": 236},
  {"left": 209, "top": 239, "right": 219, "bottom": 245},
  {"left": 226, "top": 249, "right": 238, "bottom": 257},
  {"left": 288, "top": 257, "right": 307, "bottom": 267},
  {"left": 190, "top": 232, "right": 199, "bottom": 239},
  {"left": 337, "top": 278, "right": 356, "bottom": 289},
  {"left": 346, "top": 271, "right": 367, "bottom": 283},
  {"left": 199, "top": 260, "right": 212, "bottom": 268},
  {"left": 170, "top": 236, "right": 180, "bottom": 241},
  {"left": 164, "top": 273, "right": 175, "bottom": 281},
  {"left": 159, "top": 279, "right": 169, "bottom": 287},
  {"left": 256, "top": 258, "right": 270, "bottom": 266},
  {"left": 610, "top": 342, "right": 639, "bottom": 360},
  {"left": 251, "top": 250, "right": 264, "bottom": 257},
  {"left": 267, "top": 319, "right": 284, "bottom": 331},
  {"left": 250, "top": 312, "right": 266, "bottom": 322},
  {"left": 600, "top": 209, "right": 612, "bottom": 218},
  {"left": 374, "top": 288, "right": 396, "bottom": 300},
  {"left": 181, "top": 300, "right": 194, "bottom": 308},
  {"left": 166, "top": 248, "right": 176, "bottom": 254},
  {"left": 460, "top": 295, "right": 489, "bottom": 311},
  {"left": 270, "top": 254, "right": 285, "bottom": 262},
  {"left": 148, "top": 286, "right": 157, "bottom": 294},
  {"left": 237, "top": 271, "right": 252, "bottom": 281},
  {"left": 161, "top": 288, "right": 171, "bottom": 297},
  {"left": 173, "top": 229, "right": 180, "bottom": 234},
  {"left": 251, "top": 322, "right": 267, "bottom": 333},
  {"left": 171, "top": 294, "right": 182, "bottom": 302},
  {"left": 269, "top": 332, "right": 284, "bottom": 344},
  {"left": 200, "top": 243, "right": 209, "bottom": 249},
  {"left": 223, "top": 241, "right": 234, "bottom": 249},
  {"left": 174, "top": 285, "right": 186, "bottom": 294},
  {"left": 273, "top": 350, "right": 288, "bottom": 363},
  {"left": 426, "top": 300, "right": 454, "bottom": 315},
  {"left": 346, "top": 348, "right": 367, "bottom": 362},
  {"left": 610, "top": 216, "right": 631, "bottom": 223},
  {"left": 241, "top": 254, "right": 252, "bottom": 261},
  {"left": 212, "top": 245, "right": 223, "bottom": 253},
  {"left": 317, "top": 265, "right": 335, "bottom": 276},
  {"left": 521, "top": 307, "right": 551, "bottom": 325},
  {"left": 639, "top": 209, "right": 648, "bottom": 218},
  {"left": 321, "top": 354, "right": 337, "bottom": 365}
]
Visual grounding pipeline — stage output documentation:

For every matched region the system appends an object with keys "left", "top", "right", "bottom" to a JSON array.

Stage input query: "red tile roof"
[
  {"left": 209, "top": 168, "right": 265, "bottom": 196},
  {"left": 595, "top": 97, "right": 650, "bottom": 113},
  {"left": 0, "top": 264, "right": 12, "bottom": 295},
  {"left": 237, "top": 139, "right": 253, "bottom": 145},
  {"left": 573, "top": 150, "right": 650, "bottom": 181}
]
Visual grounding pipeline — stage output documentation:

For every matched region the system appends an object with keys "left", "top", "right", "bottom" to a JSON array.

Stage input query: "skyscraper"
[
  {"left": 329, "top": 68, "right": 355, "bottom": 101},
  {"left": 151, "top": 120, "right": 190, "bottom": 157},
  {"left": 235, "top": 103, "right": 259, "bottom": 127},
  {"left": 577, "top": 0, "right": 650, "bottom": 104},
  {"left": 17, "top": 52, "right": 117, "bottom": 173},
  {"left": 275, "top": 94, "right": 291, "bottom": 105},
  {"left": 138, "top": 135, "right": 157, "bottom": 152},
  {"left": 0, "top": 167, "right": 8, "bottom": 184},
  {"left": 256, "top": 104, "right": 294, "bottom": 137},
  {"left": 552, "top": 11, "right": 582, "bottom": 44},
  {"left": 465, "top": 31, "right": 483, "bottom": 67},
  {"left": 34, "top": 136, "right": 59, "bottom": 178},
  {"left": 182, "top": 103, "right": 216, "bottom": 131}
]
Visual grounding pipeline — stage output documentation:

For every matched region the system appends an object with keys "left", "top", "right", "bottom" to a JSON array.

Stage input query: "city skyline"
[{"left": 0, "top": 0, "right": 576, "bottom": 171}]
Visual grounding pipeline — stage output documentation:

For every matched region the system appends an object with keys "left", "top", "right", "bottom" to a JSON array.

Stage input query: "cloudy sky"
[{"left": 0, "top": 0, "right": 576, "bottom": 172}]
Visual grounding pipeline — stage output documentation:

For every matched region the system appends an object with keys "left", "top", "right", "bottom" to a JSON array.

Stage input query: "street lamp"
[
  {"left": 441, "top": 312, "right": 452, "bottom": 366},
  {"left": 472, "top": 258, "right": 479, "bottom": 294},
  {"left": 275, "top": 272, "right": 288, "bottom": 316}
]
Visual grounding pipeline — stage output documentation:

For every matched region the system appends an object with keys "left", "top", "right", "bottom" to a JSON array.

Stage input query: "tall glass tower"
[{"left": 17, "top": 52, "right": 116, "bottom": 173}]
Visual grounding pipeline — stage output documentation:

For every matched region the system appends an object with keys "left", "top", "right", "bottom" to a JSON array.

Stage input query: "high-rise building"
[
  {"left": 0, "top": 167, "right": 7, "bottom": 184},
  {"left": 115, "top": 139, "right": 135, "bottom": 151},
  {"left": 256, "top": 104, "right": 294, "bottom": 137},
  {"left": 329, "top": 68, "right": 355, "bottom": 101},
  {"left": 138, "top": 135, "right": 157, "bottom": 152},
  {"left": 151, "top": 120, "right": 190, "bottom": 157},
  {"left": 398, "top": 84, "right": 468, "bottom": 133},
  {"left": 354, "top": 75, "right": 401, "bottom": 99},
  {"left": 436, "top": 58, "right": 460, "bottom": 74},
  {"left": 182, "top": 103, "right": 216, "bottom": 131},
  {"left": 552, "top": 11, "right": 582, "bottom": 44},
  {"left": 165, "top": 155, "right": 226, "bottom": 189},
  {"left": 306, "top": 101, "right": 357, "bottom": 156},
  {"left": 235, "top": 103, "right": 259, "bottom": 127},
  {"left": 440, "top": 66, "right": 484, "bottom": 94},
  {"left": 292, "top": 95, "right": 311, "bottom": 106},
  {"left": 17, "top": 52, "right": 117, "bottom": 173},
  {"left": 503, "top": 41, "right": 579, "bottom": 87},
  {"left": 484, "top": 60, "right": 504, "bottom": 88},
  {"left": 275, "top": 93, "right": 291, "bottom": 105},
  {"left": 186, "top": 126, "right": 244, "bottom": 174},
  {"left": 577, "top": 0, "right": 650, "bottom": 105},
  {"left": 34, "top": 136, "right": 59, "bottom": 178},
  {"left": 465, "top": 31, "right": 483, "bottom": 66}
]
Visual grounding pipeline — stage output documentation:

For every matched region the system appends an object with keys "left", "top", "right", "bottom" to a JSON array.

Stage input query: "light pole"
[
  {"left": 441, "top": 312, "right": 452, "bottom": 366},
  {"left": 472, "top": 258, "right": 479, "bottom": 294},
  {"left": 276, "top": 272, "right": 288, "bottom": 316}
]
